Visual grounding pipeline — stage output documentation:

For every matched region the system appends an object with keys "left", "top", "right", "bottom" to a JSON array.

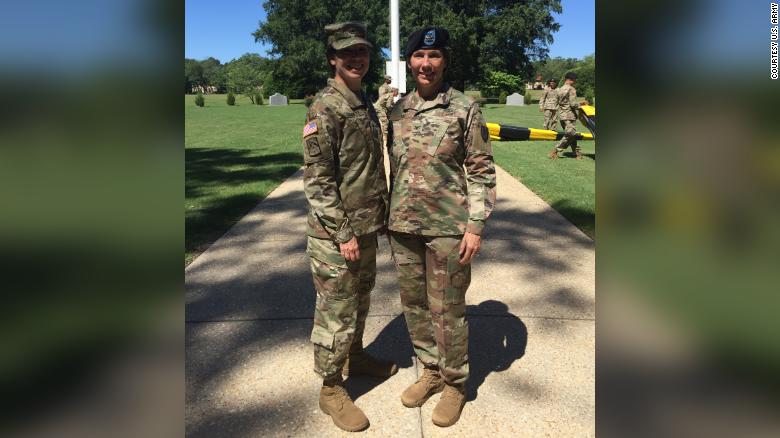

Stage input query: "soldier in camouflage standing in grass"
[
  {"left": 386, "top": 27, "right": 496, "bottom": 428},
  {"left": 548, "top": 72, "right": 583, "bottom": 159},
  {"left": 538, "top": 78, "right": 559, "bottom": 130},
  {"left": 302, "top": 21, "right": 397, "bottom": 433}
]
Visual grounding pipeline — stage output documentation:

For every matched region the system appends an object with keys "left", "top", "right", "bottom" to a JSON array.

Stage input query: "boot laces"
[
  {"left": 441, "top": 384, "right": 463, "bottom": 400},
  {"left": 421, "top": 368, "right": 440, "bottom": 384}
]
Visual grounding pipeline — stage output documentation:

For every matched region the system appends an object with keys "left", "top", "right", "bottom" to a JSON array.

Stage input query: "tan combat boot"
[
  {"left": 431, "top": 382, "right": 466, "bottom": 427},
  {"left": 575, "top": 151, "right": 584, "bottom": 160},
  {"left": 548, "top": 148, "right": 559, "bottom": 159},
  {"left": 343, "top": 351, "right": 398, "bottom": 378},
  {"left": 401, "top": 366, "right": 444, "bottom": 408},
  {"left": 319, "top": 374, "right": 369, "bottom": 432}
]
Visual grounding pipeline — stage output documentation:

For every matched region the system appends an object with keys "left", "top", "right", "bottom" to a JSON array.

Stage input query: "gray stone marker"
[
  {"left": 269, "top": 92, "right": 288, "bottom": 106},
  {"left": 506, "top": 92, "right": 525, "bottom": 106}
]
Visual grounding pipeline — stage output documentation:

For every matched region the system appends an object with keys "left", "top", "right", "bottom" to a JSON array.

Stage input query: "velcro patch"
[
  {"left": 306, "top": 137, "right": 321, "bottom": 156},
  {"left": 303, "top": 121, "right": 318, "bottom": 137}
]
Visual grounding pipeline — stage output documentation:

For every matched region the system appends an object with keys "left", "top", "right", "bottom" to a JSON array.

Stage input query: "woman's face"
[
  {"left": 330, "top": 45, "right": 370, "bottom": 82},
  {"left": 408, "top": 49, "right": 446, "bottom": 89}
]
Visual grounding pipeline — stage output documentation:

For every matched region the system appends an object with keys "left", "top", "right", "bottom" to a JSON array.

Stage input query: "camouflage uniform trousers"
[
  {"left": 308, "top": 233, "right": 377, "bottom": 378},
  {"left": 374, "top": 103, "right": 389, "bottom": 148},
  {"left": 543, "top": 109, "right": 558, "bottom": 131},
  {"left": 389, "top": 232, "right": 471, "bottom": 385},
  {"left": 555, "top": 119, "right": 580, "bottom": 154}
]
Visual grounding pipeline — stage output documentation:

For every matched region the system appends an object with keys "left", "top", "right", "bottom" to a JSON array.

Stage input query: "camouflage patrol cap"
[
  {"left": 325, "top": 22, "right": 372, "bottom": 50},
  {"left": 384, "top": 75, "right": 392, "bottom": 81}
]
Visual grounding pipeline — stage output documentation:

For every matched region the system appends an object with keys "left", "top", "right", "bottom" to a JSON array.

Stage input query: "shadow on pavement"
[
  {"left": 467, "top": 300, "right": 528, "bottom": 401},
  {"left": 345, "top": 314, "right": 414, "bottom": 402}
]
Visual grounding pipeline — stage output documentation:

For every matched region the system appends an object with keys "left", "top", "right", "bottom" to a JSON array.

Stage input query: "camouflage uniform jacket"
[
  {"left": 556, "top": 83, "right": 579, "bottom": 120},
  {"left": 539, "top": 88, "right": 559, "bottom": 110},
  {"left": 302, "top": 78, "right": 388, "bottom": 243},
  {"left": 387, "top": 84, "right": 496, "bottom": 236}
]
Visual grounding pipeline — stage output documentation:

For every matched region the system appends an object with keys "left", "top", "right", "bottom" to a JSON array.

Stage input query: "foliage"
[
  {"left": 254, "top": 0, "right": 562, "bottom": 95},
  {"left": 498, "top": 91, "right": 508, "bottom": 104},
  {"left": 225, "top": 53, "right": 271, "bottom": 104},
  {"left": 532, "top": 57, "right": 579, "bottom": 83},
  {"left": 480, "top": 70, "right": 523, "bottom": 98},
  {"left": 571, "top": 54, "right": 595, "bottom": 104},
  {"left": 185, "top": 58, "right": 204, "bottom": 93},
  {"left": 226, "top": 92, "right": 235, "bottom": 106},
  {"left": 201, "top": 57, "right": 226, "bottom": 92},
  {"left": 254, "top": 92, "right": 264, "bottom": 105},
  {"left": 194, "top": 91, "right": 205, "bottom": 107}
]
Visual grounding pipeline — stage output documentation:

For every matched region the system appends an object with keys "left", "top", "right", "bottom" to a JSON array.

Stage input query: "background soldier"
[
  {"left": 374, "top": 75, "right": 394, "bottom": 146},
  {"left": 302, "top": 22, "right": 397, "bottom": 432},
  {"left": 387, "top": 27, "right": 496, "bottom": 428},
  {"left": 548, "top": 71, "right": 583, "bottom": 159},
  {"left": 538, "top": 78, "right": 559, "bottom": 130}
]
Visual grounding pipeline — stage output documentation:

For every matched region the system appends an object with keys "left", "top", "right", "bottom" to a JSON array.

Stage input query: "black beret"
[
  {"left": 404, "top": 27, "right": 450, "bottom": 58},
  {"left": 564, "top": 72, "right": 578, "bottom": 80},
  {"left": 548, "top": 78, "right": 558, "bottom": 83}
]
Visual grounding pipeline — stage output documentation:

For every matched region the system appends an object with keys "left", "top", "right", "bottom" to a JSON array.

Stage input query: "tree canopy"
[{"left": 254, "top": 0, "right": 562, "bottom": 97}]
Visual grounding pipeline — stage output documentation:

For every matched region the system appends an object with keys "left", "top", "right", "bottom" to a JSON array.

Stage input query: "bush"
[
  {"left": 498, "top": 91, "right": 508, "bottom": 105},
  {"left": 254, "top": 92, "right": 263, "bottom": 105},
  {"left": 304, "top": 95, "right": 315, "bottom": 107},
  {"left": 194, "top": 92, "right": 205, "bottom": 107},
  {"left": 226, "top": 92, "right": 235, "bottom": 106}
]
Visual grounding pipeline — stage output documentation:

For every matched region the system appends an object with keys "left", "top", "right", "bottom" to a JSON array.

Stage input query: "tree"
[
  {"left": 480, "top": 71, "right": 523, "bottom": 97},
  {"left": 224, "top": 53, "right": 271, "bottom": 103},
  {"left": 254, "top": 0, "right": 562, "bottom": 95},
  {"left": 200, "top": 57, "right": 225, "bottom": 92},
  {"left": 185, "top": 58, "right": 204, "bottom": 93},
  {"left": 572, "top": 54, "right": 595, "bottom": 103},
  {"left": 532, "top": 57, "right": 579, "bottom": 83}
]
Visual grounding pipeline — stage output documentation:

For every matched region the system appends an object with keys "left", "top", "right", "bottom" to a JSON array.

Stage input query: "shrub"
[
  {"left": 226, "top": 92, "right": 235, "bottom": 106},
  {"left": 194, "top": 92, "right": 205, "bottom": 107},
  {"left": 254, "top": 92, "right": 264, "bottom": 105},
  {"left": 498, "top": 91, "right": 508, "bottom": 105}
]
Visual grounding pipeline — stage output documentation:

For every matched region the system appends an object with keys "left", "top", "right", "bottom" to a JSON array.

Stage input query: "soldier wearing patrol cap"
[
  {"left": 374, "top": 74, "right": 394, "bottom": 147},
  {"left": 386, "top": 26, "right": 497, "bottom": 427},
  {"left": 302, "top": 21, "right": 397, "bottom": 432},
  {"left": 548, "top": 71, "right": 583, "bottom": 159},
  {"left": 539, "top": 78, "right": 559, "bottom": 130}
]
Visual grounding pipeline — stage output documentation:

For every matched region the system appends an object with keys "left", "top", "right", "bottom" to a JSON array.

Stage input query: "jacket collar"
[
  {"left": 327, "top": 78, "right": 365, "bottom": 109},
  {"left": 404, "top": 83, "right": 451, "bottom": 113}
]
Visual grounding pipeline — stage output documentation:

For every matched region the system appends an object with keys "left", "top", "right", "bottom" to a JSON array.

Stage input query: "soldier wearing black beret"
[{"left": 388, "top": 26, "right": 496, "bottom": 428}]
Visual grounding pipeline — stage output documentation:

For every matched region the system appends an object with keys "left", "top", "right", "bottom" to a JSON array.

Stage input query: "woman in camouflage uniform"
[
  {"left": 386, "top": 27, "right": 497, "bottom": 427},
  {"left": 301, "top": 22, "right": 396, "bottom": 432}
]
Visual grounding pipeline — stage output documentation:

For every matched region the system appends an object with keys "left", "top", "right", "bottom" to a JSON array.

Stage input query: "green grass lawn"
[
  {"left": 481, "top": 104, "right": 595, "bottom": 238},
  {"left": 185, "top": 94, "right": 594, "bottom": 264},
  {"left": 185, "top": 94, "right": 306, "bottom": 264}
]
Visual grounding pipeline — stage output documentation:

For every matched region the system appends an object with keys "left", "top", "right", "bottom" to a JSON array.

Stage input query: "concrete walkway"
[{"left": 186, "top": 166, "right": 594, "bottom": 437}]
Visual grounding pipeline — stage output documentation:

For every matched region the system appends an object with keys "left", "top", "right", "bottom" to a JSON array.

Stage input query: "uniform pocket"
[
  {"left": 425, "top": 122, "right": 450, "bottom": 156},
  {"left": 310, "top": 325, "right": 335, "bottom": 349}
]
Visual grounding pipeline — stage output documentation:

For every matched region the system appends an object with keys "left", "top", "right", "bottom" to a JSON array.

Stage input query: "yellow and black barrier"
[{"left": 486, "top": 123, "right": 594, "bottom": 142}]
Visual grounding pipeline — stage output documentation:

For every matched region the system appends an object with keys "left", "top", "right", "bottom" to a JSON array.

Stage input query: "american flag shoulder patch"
[{"left": 302, "top": 120, "right": 318, "bottom": 137}]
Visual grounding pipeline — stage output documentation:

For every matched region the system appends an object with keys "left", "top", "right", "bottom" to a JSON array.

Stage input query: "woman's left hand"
[{"left": 459, "top": 232, "right": 481, "bottom": 265}]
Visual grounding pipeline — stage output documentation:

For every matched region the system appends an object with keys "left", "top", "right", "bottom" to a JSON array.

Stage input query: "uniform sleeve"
[
  {"left": 463, "top": 103, "right": 497, "bottom": 235},
  {"left": 569, "top": 87, "right": 578, "bottom": 112},
  {"left": 302, "top": 103, "right": 354, "bottom": 243},
  {"left": 539, "top": 90, "right": 546, "bottom": 109}
]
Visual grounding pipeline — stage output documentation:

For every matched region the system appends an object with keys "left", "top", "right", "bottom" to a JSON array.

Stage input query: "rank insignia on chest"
[{"left": 303, "top": 121, "right": 318, "bottom": 137}]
